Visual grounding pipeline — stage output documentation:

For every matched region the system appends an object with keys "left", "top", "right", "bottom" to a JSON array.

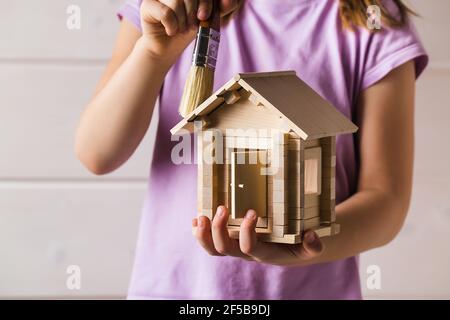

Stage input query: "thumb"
[{"left": 298, "top": 231, "right": 323, "bottom": 260}]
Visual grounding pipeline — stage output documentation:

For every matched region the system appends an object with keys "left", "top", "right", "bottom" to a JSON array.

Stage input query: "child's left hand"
[{"left": 193, "top": 206, "right": 324, "bottom": 266}]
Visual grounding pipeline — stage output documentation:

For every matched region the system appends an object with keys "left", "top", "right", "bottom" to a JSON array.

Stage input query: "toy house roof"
[{"left": 170, "top": 71, "right": 358, "bottom": 140}]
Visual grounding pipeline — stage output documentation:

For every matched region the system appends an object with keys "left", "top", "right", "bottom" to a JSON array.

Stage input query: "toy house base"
[
  {"left": 228, "top": 223, "right": 340, "bottom": 244},
  {"left": 192, "top": 223, "right": 339, "bottom": 244},
  {"left": 173, "top": 71, "right": 357, "bottom": 245}
]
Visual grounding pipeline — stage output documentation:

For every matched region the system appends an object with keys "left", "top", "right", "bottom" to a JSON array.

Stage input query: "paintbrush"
[{"left": 178, "top": 1, "right": 221, "bottom": 118}]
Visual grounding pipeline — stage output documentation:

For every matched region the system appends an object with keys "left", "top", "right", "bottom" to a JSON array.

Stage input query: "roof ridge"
[{"left": 235, "top": 70, "right": 296, "bottom": 81}]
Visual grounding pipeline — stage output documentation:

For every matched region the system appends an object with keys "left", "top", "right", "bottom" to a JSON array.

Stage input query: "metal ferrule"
[{"left": 192, "top": 27, "right": 220, "bottom": 70}]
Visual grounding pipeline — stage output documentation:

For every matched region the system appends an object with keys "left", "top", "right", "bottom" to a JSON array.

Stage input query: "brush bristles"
[{"left": 178, "top": 66, "right": 214, "bottom": 118}]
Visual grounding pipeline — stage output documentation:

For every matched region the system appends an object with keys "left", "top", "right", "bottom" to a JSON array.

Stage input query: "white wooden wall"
[
  {"left": 0, "top": 0, "right": 449, "bottom": 299},
  {"left": 0, "top": 0, "right": 153, "bottom": 298},
  {"left": 359, "top": 1, "right": 450, "bottom": 299}
]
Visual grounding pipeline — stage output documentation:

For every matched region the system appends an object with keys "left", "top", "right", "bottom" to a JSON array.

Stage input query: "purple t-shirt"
[{"left": 118, "top": 0, "right": 427, "bottom": 299}]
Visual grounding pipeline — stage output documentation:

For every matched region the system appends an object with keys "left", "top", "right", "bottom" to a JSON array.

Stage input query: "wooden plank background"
[
  {"left": 0, "top": 0, "right": 450, "bottom": 299},
  {"left": 358, "top": 0, "right": 450, "bottom": 299},
  {"left": 0, "top": 0, "right": 154, "bottom": 298}
]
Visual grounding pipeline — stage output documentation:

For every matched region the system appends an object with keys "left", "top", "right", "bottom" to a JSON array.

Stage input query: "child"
[{"left": 75, "top": 0, "right": 428, "bottom": 299}]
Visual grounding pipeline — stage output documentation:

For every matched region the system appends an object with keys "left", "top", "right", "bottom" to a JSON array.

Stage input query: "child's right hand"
[{"left": 139, "top": 0, "right": 240, "bottom": 64}]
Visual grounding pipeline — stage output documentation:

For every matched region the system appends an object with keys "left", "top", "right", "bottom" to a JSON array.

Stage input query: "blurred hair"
[
  {"left": 339, "top": 0, "right": 416, "bottom": 29},
  {"left": 222, "top": 0, "right": 416, "bottom": 30},
  {"left": 221, "top": 0, "right": 244, "bottom": 24}
]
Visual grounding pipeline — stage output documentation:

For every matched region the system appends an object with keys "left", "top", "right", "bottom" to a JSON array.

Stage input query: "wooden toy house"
[{"left": 171, "top": 71, "right": 358, "bottom": 244}]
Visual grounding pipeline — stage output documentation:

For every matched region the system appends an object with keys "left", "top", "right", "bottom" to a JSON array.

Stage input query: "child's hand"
[
  {"left": 193, "top": 206, "right": 324, "bottom": 266},
  {"left": 139, "top": 0, "right": 240, "bottom": 64}
]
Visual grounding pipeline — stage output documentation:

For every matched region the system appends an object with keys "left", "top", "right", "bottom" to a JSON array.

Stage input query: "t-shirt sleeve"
[
  {"left": 361, "top": 4, "right": 428, "bottom": 90},
  {"left": 117, "top": 0, "right": 142, "bottom": 31}
]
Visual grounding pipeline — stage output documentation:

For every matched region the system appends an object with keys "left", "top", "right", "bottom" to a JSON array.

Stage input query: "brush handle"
[
  {"left": 191, "top": 0, "right": 221, "bottom": 69},
  {"left": 199, "top": 0, "right": 220, "bottom": 31}
]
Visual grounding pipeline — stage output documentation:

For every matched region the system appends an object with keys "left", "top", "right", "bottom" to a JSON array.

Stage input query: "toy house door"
[{"left": 230, "top": 150, "right": 267, "bottom": 219}]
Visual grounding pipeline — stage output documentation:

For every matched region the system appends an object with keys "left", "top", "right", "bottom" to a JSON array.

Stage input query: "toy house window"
[{"left": 304, "top": 147, "right": 322, "bottom": 195}]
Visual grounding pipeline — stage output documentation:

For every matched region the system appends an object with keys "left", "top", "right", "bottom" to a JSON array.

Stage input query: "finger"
[
  {"left": 161, "top": 0, "right": 188, "bottom": 32},
  {"left": 220, "top": 0, "right": 239, "bottom": 17},
  {"left": 238, "top": 210, "right": 259, "bottom": 256},
  {"left": 297, "top": 230, "right": 324, "bottom": 260},
  {"left": 211, "top": 206, "right": 246, "bottom": 257},
  {"left": 184, "top": 0, "right": 199, "bottom": 27},
  {"left": 238, "top": 211, "right": 280, "bottom": 262},
  {"left": 239, "top": 209, "right": 290, "bottom": 262},
  {"left": 195, "top": 216, "right": 223, "bottom": 256},
  {"left": 144, "top": 0, "right": 179, "bottom": 35},
  {"left": 197, "top": 0, "right": 213, "bottom": 21}
]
